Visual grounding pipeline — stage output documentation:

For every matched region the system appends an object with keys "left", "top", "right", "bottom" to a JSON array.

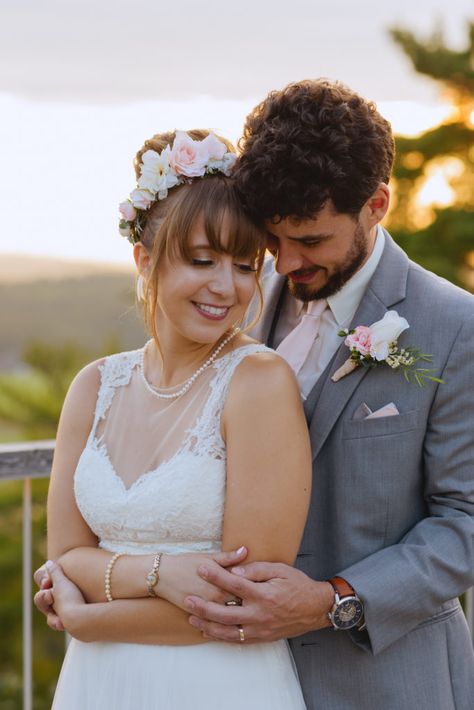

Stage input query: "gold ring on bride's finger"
[
  {"left": 225, "top": 598, "right": 242, "bottom": 606},
  {"left": 238, "top": 625, "right": 245, "bottom": 643}
]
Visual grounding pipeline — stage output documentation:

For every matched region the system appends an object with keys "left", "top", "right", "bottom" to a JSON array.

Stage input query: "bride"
[{"left": 34, "top": 128, "right": 311, "bottom": 709}]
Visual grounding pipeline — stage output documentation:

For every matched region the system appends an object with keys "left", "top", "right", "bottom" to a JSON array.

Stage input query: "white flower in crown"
[
  {"left": 118, "top": 223, "right": 132, "bottom": 238},
  {"left": 220, "top": 151, "right": 238, "bottom": 175},
  {"left": 129, "top": 188, "right": 154, "bottom": 210},
  {"left": 138, "top": 147, "right": 180, "bottom": 195},
  {"left": 331, "top": 310, "right": 444, "bottom": 387}
]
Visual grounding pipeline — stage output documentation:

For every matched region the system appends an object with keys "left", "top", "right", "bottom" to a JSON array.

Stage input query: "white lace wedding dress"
[{"left": 52, "top": 343, "right": 307, "bottom": 709}]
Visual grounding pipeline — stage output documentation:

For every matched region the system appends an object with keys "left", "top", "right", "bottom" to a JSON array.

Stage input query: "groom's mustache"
[{"left": 288, "top": 266, "right": 323, "bottom": 282}]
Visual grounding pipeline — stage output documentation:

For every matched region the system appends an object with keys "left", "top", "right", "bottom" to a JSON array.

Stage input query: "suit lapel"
[{"left": 307, "top": 232, "right": 410, "bottom": 461}]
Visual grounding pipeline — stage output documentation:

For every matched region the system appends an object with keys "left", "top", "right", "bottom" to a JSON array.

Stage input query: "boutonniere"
[{"left": 331, "top": 310, "right": 444, "bottom": 386}]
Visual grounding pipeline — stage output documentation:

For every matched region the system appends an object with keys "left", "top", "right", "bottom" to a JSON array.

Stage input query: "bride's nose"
[{"left": 207, "top": 261, "right": 236, "bottom": 299}]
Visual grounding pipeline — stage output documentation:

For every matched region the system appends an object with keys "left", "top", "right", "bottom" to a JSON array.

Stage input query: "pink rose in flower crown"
[
  {"left": 119, "top": 201, "right": 137, "bottom": 222},
  {"left": 129, "top": 188, "right": 154, "bottom": 210},
  {"left": 345, "top": 325, "right": 372, "bottom": 356},
  {"left": 170, "top": 131, "right": 208, "bottom": 177}
]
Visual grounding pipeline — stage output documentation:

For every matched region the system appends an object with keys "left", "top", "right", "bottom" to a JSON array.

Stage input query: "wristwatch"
[
  {"left": 146, "top": 552, "right": 163, "bottom": 597},
  {"left": 327, "top": 576, "right": 364, "bottom": 630}
]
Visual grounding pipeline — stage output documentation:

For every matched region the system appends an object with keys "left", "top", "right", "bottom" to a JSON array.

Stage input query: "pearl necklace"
[{"left": 143, "top": 327, "right": 240, "bottom": 400}]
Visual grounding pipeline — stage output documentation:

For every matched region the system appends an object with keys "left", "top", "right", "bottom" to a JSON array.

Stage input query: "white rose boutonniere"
[{"left": 332, "top": 310, "right": 444, "bottom": 386}]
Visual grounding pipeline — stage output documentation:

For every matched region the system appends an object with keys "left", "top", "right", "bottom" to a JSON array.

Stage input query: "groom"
[{"left": 185, "top": 80, "right": 474, "bottom": 708}]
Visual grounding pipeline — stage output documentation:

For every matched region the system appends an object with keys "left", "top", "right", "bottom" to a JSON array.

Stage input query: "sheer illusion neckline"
[
  {"left": 84, "top": 342, "right": 269, "bottom": 492},
  {"left": 138, "top": 340, "right": 253, "bottom": 399}
]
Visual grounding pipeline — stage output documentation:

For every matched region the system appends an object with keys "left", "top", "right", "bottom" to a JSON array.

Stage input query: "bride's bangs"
[{"left": 164, "top": 177, "right": 265, "bottom": 268}]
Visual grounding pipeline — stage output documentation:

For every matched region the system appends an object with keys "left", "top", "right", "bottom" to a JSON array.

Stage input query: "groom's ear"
[{"left": 364, "top": 183, "right": 390, "bottom": 226}]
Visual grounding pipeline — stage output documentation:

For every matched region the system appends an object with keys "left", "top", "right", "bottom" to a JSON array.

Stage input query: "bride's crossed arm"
[{"left": 40, "top": 351, "right": 311, "bottom": 644}]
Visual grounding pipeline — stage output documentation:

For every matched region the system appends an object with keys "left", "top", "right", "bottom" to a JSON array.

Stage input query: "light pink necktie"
[{"left": 276, "top": 299, "right": 327, "bottom": 374}]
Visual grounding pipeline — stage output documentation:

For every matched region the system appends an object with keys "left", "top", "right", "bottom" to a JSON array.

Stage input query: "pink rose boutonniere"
[{"left": 331, "top": 311, "right": 444, "bottom": 386}]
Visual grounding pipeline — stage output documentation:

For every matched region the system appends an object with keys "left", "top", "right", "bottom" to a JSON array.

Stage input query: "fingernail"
[
  {"left": 198, "top": 566, "right": 209, "bottom": 579},
  {"left": 189, "top": 617, "right": 200, "bottom": 629},
  {"left": 236, "top": 546, "right": 246, "bottom": 555},
  {"left": 231, "top": 566, "right": 246, "bottom": 576}
]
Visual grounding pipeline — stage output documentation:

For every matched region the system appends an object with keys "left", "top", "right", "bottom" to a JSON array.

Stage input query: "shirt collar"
[{"left": 327, "top": 225, "right": 385, "bottom": 327}]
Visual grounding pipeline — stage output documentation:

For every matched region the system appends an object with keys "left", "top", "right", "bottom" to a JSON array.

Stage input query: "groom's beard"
[{"left": 288, "top": 223, "right": 369, "bottom": 302}]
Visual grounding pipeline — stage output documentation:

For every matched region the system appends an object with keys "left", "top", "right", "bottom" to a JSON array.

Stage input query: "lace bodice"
[{"left": 74, "top": 343, "right": 270, "bottom": 555}]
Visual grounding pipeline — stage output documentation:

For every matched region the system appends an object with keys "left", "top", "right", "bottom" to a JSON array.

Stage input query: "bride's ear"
[{"left": 133, "top": 242, "right": 152, "bottom": 280}]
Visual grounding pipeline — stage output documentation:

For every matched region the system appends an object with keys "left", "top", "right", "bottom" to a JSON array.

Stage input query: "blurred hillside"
[
  {"left": 0, "top": 255, "right": 145, "bottom": 370},
  {"left": 0, "top": 253, "right": 133, "bottom": 283}
]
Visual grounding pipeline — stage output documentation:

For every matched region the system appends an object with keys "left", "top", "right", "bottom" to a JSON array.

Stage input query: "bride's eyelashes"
[
  {"left": 191, "top": 258, "right": 214, "bottom": 266},
  {"left": 191, "top": 258, "right": 257, "bottom": 274}
]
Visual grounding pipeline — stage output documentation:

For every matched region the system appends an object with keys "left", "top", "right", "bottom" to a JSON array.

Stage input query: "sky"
[{"left": 1, "top": 0, "right": 473, "bottom": 264}]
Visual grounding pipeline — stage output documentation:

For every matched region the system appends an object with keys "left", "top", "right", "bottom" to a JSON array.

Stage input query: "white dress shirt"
[{"left": 273, "top": 226, "right": 385, "bottom": 397}]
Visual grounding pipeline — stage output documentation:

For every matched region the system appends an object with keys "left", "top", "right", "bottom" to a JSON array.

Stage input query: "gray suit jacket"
[{"left": 251, "top": 232, "right": 474, "bottom": 709}]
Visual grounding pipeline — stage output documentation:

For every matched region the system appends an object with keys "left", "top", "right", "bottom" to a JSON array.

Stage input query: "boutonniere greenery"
[{"left": 331, "top": 311, "right": 444, "bottom": 386}]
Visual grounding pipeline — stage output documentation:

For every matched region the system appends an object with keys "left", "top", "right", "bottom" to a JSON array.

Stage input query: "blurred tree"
[
  {"left": 388, "top": 22, "right": 474, "bottom": 290},
  {"left": 0, "top": 337, "right": 121, "bottom": 709},
  {"left": 0, "top": 336, "right": 121, "bottom": 441}
]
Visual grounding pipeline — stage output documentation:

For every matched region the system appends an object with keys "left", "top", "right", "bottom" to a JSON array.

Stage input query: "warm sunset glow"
[
  {"left": 379, "top": 101, "right": 454, "bottom": 137},
  {"left": 402, "top": 151, "right": 425, "bottom": 170},
  {"left": 465, "top": 251, "right": 474, "bottom": 269},
  {"left": 407, "top": 157, "right": 466, "bottom": 229},
  {"left": 415, "top": 158, "right": 464, "bottom": 209}
]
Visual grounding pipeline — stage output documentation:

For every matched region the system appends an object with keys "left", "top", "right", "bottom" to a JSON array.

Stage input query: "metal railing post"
[{"left": 22, "top": 477, "right": 33, "bottom": 710}]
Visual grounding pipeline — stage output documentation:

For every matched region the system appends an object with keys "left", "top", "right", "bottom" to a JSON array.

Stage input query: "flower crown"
[{"left": 119, "top": 131, "right": 237, "bottom": 244}]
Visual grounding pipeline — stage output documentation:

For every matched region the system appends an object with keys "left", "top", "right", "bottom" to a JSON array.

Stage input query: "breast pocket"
[
  {"left": 337, "top": 409, "right": 423, "bottom": 546},
  {"left": 342, "top": 408, "right": 421, "bottom": 440}
]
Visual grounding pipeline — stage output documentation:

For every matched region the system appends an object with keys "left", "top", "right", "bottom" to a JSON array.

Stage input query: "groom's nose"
[{"left": 273, "top": 241, "right": 305, "bottom": 275}]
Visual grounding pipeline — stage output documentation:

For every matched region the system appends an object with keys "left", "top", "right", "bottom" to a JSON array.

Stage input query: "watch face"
[{"left": 333, "top": 598, "right": 364, "bottom": 629}]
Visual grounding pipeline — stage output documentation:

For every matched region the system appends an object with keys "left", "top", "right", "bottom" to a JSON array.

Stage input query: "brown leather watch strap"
[{"left": 328, "top": 576, "right": 356, "bottom": 599}]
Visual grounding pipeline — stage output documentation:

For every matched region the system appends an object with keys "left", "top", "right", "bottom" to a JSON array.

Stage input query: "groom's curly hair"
[{"left": 234, "top": 79, "right": 395, "bottom": 223}]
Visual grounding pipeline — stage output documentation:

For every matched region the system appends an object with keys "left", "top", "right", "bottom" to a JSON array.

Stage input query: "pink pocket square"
[{"left": 365, "top": 402, "right": 400, "bottom": 419}]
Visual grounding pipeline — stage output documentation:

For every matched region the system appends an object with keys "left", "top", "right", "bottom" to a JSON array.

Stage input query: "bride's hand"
[
  {"left": 39, "top": 560, "right": 87, "bottom": 634},
  {"left": 33, "top": 562, "right": 65, "bottom": 632},
  {"left": 158, "top": 547, "right": 247, "bottom": 610}
]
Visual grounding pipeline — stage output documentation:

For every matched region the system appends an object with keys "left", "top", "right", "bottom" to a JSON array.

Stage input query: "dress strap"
[
  {"left": 88, "top": 349, "right": 143, "bottom": 442},
  {"left": 179, "top": 344, "right": 273, "bottom": 460}
]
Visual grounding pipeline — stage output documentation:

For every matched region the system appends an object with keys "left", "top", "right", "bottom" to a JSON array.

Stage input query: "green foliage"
[
  {"left": 389, "top": 23, "right": 474, "bottom": 97},
  {"left": 388, "top": 21, "right": 474, "bottom": 290},
  {"left": 0, "top": 340, "right": 118, "bottom": 440},
  {"left": 392, "top": 208, "right": 474, "bottom": 287},
  {"left": 0, "top": 338, "right": 125, "bottom": 708},
  {"left": 393, "top": 123, "right": 474, "bottom": 181}
]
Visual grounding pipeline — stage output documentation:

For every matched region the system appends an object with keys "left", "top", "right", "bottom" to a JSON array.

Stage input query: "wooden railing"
[{"left": 0, "top": 440, "right": 473, "bottom": 710}]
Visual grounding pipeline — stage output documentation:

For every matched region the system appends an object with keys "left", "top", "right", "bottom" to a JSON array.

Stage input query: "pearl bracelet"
[{"left": 105, "top": 552, "right": 123, "bottom": 602}]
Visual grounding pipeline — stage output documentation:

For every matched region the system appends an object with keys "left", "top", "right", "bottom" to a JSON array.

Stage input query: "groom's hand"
[
  {"left": 184, "top": 561, "right": 334, "bottom": 643},
  {"left": 158, "top": 546, "right": 249, "bottom": 610}
]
